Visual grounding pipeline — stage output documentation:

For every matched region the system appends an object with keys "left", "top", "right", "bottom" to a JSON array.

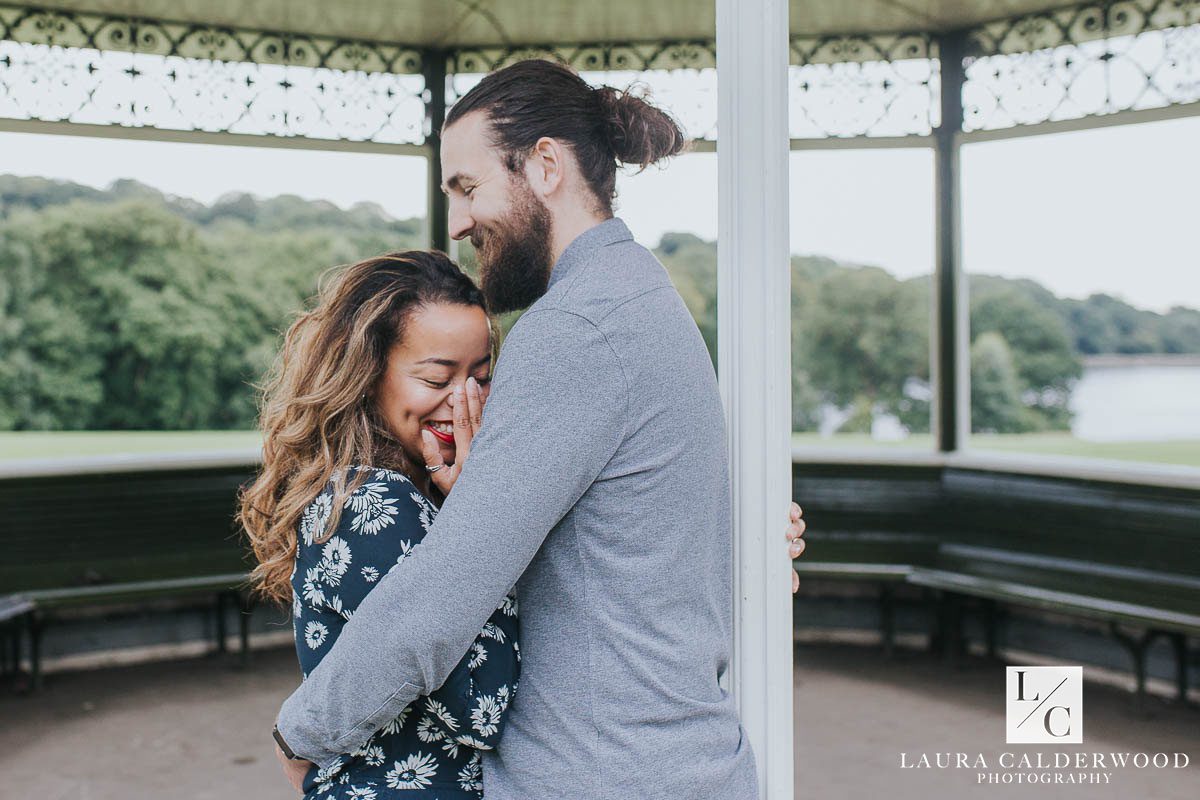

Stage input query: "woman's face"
[{"left": 375, "top": 302, "right": 493, "bottom": 471}]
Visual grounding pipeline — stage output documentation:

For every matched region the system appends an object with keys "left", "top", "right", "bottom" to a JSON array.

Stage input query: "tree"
[
  {"left": 796, "top": 264, "right": 929, "bottom": 429},
  {"left": 969, "top": 279, "right": 1081, "bottom": 430},
  {"left": 970, "top": 331, "right": 1039, "bottom": 434}
]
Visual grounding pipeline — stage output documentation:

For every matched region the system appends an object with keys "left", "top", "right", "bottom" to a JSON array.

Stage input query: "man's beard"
[{"left": 473, "top": 178, "right": 554, "bottom": 314}]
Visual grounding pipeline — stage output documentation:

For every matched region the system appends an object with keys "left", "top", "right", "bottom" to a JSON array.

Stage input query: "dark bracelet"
[{"left": 273, "top": 725, "right": 305, "bottom": 761}]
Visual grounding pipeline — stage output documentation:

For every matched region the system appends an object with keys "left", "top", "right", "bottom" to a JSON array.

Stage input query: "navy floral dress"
[{"left": 291, "top": 466, "right": 520, "bottom": 799}]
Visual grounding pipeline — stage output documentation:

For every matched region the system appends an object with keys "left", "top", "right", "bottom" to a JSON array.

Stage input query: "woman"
[{"left": 239, "top": 250, "right": 517, "bottom": 799}]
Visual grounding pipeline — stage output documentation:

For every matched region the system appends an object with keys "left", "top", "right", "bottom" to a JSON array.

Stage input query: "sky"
[{"left": 1, "top": 114, "right": 1196, "bottom": 312}]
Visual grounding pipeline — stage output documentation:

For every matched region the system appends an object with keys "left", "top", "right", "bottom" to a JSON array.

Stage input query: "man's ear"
[{"left": 525, "top": 136, "right": 565, "bottom": 198}]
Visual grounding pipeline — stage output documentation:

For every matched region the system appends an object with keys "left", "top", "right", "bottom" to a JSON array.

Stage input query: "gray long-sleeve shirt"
[{"left": 277, "top": 217, "right": 758, "bottom": 799}]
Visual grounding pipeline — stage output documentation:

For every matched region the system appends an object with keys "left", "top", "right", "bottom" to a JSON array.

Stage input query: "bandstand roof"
[{"left": 29, "top": 1, "right": 1094, "bottom": 45}]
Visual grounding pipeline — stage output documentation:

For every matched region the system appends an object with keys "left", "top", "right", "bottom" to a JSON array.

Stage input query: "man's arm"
[{"left": 276, "top": 307, "right": 627, "bottom": 768}]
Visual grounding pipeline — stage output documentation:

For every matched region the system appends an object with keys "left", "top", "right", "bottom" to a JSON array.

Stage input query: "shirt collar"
[{"left": 547, "top": 217, "right": 634, "bottom": 290}]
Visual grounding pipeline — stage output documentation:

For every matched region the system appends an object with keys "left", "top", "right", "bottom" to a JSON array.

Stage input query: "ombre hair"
[{"left": 238, "top": 250, "right": 490, "bottom": 605}]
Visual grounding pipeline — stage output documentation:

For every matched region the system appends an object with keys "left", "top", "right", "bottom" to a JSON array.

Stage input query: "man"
[{"left": 274, "top": 59, "right": 806, "bottom": 799}]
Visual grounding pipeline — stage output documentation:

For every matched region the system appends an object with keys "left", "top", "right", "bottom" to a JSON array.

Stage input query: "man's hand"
[
  {"left": 274, "top": 743, "right": 313, "bottom": 794},
  {"left": 787, "top": 501, "right": 807, "bottom": 593}
]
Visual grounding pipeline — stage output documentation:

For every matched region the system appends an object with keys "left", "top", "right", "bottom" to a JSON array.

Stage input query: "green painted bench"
[
  {"left": 792, "top": 460, "right": 1200, "bottom": 702},
  {"left": 0, "top": 462, "right": 258, "bottom": 689}
]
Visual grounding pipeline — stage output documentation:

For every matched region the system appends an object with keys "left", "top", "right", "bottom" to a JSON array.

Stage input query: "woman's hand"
[
  {"left": 787, "top": 502, "right": 806, "bottom": 593},
  {"left": 420, "top": 376, "right": 485, "bottom": 495}
]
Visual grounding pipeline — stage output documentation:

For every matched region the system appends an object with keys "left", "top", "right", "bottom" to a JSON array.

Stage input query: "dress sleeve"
[{"left": 294, "top": 470, "right": 434, "bottom": 679}]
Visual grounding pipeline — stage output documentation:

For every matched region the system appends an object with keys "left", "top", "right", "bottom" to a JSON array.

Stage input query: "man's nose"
[{"left": 448, "top": 200, "right": 473, "bottom": 241}]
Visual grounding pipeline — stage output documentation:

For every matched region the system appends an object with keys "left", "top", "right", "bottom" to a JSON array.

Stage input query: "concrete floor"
[{"left": 1, "top": 643, "right": 1196, "bottom": 799}]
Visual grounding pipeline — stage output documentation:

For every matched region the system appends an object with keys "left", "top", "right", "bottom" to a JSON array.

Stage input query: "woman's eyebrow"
[{"left": 413, "top": 356, "right": 490, "bottom": 368}]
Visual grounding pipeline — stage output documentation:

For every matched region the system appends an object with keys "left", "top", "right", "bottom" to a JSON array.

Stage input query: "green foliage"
[
  {"left": 0, "top": 178, "right": 422, "bottom": 431},
  {"left": 655, "top": 233, "right": 718, "bottom": 359},
  {"left": 970, "top": 331, "right": 1039, "bottom": 434},
  {"left": 0, "top": 175, "right": 1193, "bottom": 435},
  {"left": 968, "top": 277, "right": 1082, "bottom": 430}
]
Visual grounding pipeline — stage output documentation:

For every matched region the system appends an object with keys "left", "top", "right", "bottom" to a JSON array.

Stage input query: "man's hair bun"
[{"left": 595, "top": 86, "right": 687, "bottom": 169}]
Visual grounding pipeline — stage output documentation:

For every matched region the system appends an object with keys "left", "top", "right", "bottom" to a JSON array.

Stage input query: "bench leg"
[
  {"left": 1168, "top": 633, "right": 1189, "bottom": 705},
  {"left": 238, "top": 593, "right": 252, "bottom": 669},
  {"left": 933, "top": 592, "right": 966, "bottom": 663},
  {"left": 926, "top": 588, "right": 944, "bottom": 655},
  {"left": 215, "top": 592, "right": 228, "bottom": 654},
  {"left": 1110, "top": 624, "right": 1152, "bottom": 709},
  {"left": 0, "top": 623, "right": 13, "bottom": 678},
  {"left": 28, "top": 612, "right": 44, "bottom": 692},
  {"left": 8, "top": 621, "right": 22, "bottom": 680},
  {"left": 880, "top": 584, "right": 896, "bottom": 659},
  {"left": 982, "top": 599, "right": 999, "bottom": 660}
]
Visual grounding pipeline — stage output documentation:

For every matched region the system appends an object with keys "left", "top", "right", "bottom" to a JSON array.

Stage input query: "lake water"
[{"left": 1072, "top": 364, "right": 1200, "bottom": 441}]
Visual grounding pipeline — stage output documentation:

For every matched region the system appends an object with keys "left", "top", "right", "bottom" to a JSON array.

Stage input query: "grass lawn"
[
  {"left": 2, "top": 430, "right": 1197, "bottom": 469},
  {"left": 0, "top": 430, "right": 262, "bottom": 460}
]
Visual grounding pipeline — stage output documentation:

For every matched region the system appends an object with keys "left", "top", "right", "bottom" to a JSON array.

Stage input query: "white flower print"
[
  {"left": 458, "top": 756, "right": 483, "bottom": 791},
  {"left": 347, "top": 482, "right": 400, "bottom": 535},
  {"left": 471, "top": 694, "right": 502, "bottom": 738},
  {"left": 425, "top": 697, "right": 459, "bottom": 732},
  {"left": 416, "top": 715, "right": 444, "bottom": 743},
  {"left": 319, "top": 536, "right": 352, "bottom": 584},
  {"left": 292, "top": 593, "right": 302, "bottom": 619},
  {"left": 468, "top": 641, "right": 488, "bottom": 669},
  {"left": 410, "top": 491, "right": 436, "bottom": 532},
  {"left": 380, "top": 705, "right": 410, "bottom": 736},
  {"left": 301, "top": 567, "right": 326, "bottom": 607},
  {"left": 480, "top": 621, "right": 507, "bottom": 643},
  {"left": 514, "top": 640, "right": 521, "bottom": 662},
  {"left": 325, "top": 594, "right": 343, "bottom": 616},
  {"left": 373, "top": 467, "right": 408, "bottom": 483},
  {"left": 497, "top": 684, "right": 511, "bottom": 709},
  {"left": 304, "top": 621, "right": 329, "bottom": 650},
  {"left": 313, "top": 756, "right": 343, "bottom": 784},
  {"left": 360, "top": 565, "right": 380, "bottom": 583},
  {"left": 395, "top": 540, "right": 415, "bottom": 565},
  {"left": 384, "top": 752, "right": 438, "bottom": 790},
  {"left": 441, "top": 737, "right": 462, "bottom": 759},
  {"left": 454, "top": 734, "right": 491, "bottom": 750},
  {"left": 346, "top": 787, "right": 377, "bottom": 800},
  {"left": 500, "top": 594, "right": 518, "bottom": 616},
  {"left": 360, "top": 745, "right": 385, "bottom": 767},
  {"left": 300, "top": 492, "right": 333, "bottom": 546},
  {"left": 350, "top": 736, "right": 375, "bottom": 756}
]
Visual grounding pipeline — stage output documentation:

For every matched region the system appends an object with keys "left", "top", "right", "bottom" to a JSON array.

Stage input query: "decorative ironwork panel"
[
  {"left": 449, "top": 41, "right": 717, "bottom": 75},
  {"left": 788, "top": 34, "right": 939, "bottom": 138},
  {"left": 963, "top": 0, "right": 1200, "bottom": 131},
  {"left": 449, "top": 43, "right": 719, "bottom": 141},
  {"left": 0, "top": 4, "right": 426, "bottom": 143},
  {"left": 450, "top": 36, "right": 938, "bottom": 141}
]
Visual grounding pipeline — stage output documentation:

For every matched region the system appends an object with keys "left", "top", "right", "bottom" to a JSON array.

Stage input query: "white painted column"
[{"left": 716, "top": 0, "right": 794, "bottom": 798}]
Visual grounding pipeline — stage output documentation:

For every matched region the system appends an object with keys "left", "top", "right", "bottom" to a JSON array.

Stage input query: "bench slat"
[{"left": 908, "top": 568, "right": 1200, "bottom": 635}]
